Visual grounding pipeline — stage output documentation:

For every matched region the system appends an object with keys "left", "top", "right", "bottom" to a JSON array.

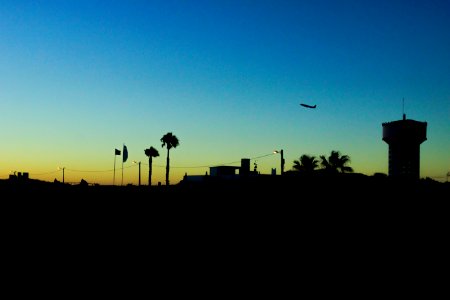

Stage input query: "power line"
[
  {"left": 65, "top": 164, "right": 136, "bottom": 173},
  {"left": 29, "top": 170, "right": 60, "bottom": 176},
  {"left": 7, "top": 152, "right": 278, "bottom": 175},
  {"left": 149, "top": 152, "right": 276, "bottom": 169}
]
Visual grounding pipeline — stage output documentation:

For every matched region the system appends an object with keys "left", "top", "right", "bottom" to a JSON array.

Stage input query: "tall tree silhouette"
[
  {"left": 160, "top": 132, "right": 180, "bottom": 186},
  {"left": 292, "top": 154, "right": 319, "bottom": 174},
  {"left": 144, "top": 146, "right": 159, "bottom": 186},
  {"left": 320, "top": 150, "right": 354, "bottom": 174}
]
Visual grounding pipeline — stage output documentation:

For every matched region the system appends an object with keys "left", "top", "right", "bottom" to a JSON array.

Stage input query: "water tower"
[{"left": 382, "top": 114, "right": 427, "bottom": 180}]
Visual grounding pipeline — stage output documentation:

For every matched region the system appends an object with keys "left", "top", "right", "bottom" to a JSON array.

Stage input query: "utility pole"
[
  {"left": 59, "top": 167, "right": 65, "bottom": 183},
  {"left": 133, "top": 161, "right": 141, "bottom": 186},
  {"left": 138, "top": 161, "right": 141, "bottom": 186}
]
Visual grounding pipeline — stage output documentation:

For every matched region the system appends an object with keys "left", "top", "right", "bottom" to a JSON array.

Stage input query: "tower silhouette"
[{"left": 382, "top": 114, "right": 427, "bottom": 180}]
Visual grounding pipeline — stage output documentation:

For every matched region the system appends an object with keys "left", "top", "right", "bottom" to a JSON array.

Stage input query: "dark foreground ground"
[
  {"left": 2, "top": 172, "right": 447, "bottom": 198},
  {"left": 2, "top": 173, "right": 447, "bottom": 214},
  {"left": 3, "top": 173, "right": 447, "bottom": 246},
  {"left": 2, "top": 174, "right": 447, "bottom": 292}
]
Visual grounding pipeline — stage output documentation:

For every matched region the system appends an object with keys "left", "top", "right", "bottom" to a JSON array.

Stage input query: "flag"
[
  {"left": 123, "top": 145, "right": 128, "bottom": 162},
  {"left": 115, "top": 149, "right": 121, "bottom": 155}
]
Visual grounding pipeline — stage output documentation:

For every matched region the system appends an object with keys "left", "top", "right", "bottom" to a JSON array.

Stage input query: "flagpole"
[
  {"left": 113, "top": 152, "right": 116, "bottom": 186},
  {"left": 121, "top": 143, "right": 124, "bottom": 186}
]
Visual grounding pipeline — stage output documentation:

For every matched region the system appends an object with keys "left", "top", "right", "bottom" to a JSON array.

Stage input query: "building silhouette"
[
  {"left": 382, "top": 114, "right": 427, "bottom": 180},
  {"left": 182, "top": 158, "right": 256, "bottom": 183}
]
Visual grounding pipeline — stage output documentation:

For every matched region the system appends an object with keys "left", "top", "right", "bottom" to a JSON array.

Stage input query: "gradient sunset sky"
[{"left": 1, "top": 0, "right": 449, "bottom": 185}]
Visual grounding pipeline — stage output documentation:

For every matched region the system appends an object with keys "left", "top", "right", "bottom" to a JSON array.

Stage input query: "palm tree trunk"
[
  {"left": 149, "top": 156, "right": 152, "bottom": 186},
  {"left": 166, "top": 149, "right": 170, "bottom": 186}
]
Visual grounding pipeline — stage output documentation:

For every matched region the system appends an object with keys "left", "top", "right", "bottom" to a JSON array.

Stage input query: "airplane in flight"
[{"left": 300, "top": 103, "right": 316, "bottom": 109}]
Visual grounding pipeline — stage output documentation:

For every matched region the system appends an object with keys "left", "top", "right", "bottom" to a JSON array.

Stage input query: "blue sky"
[{"left": 0, "top": 0, "right": 449, "bottom": 184}]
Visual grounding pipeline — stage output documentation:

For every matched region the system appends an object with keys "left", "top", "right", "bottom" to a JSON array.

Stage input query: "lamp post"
[
  {"left": 273, "top": 150, "right": 285, "bottom": 175},
  {"left": 133, "top": 161, "right": 141, "bottom": 186}
]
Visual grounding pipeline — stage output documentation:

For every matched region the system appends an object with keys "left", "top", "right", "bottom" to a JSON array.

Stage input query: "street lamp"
[
  {"left": 58, "top": 167, "right": 65, "bottom": 183},
  {"left": 273, "top": 150, "right": 285, "bottom": 175},
  {"left": 133, "top": 161, "right": 141, "bottom": 186}
]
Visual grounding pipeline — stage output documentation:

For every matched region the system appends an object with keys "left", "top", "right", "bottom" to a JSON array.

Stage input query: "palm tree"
[
  {"left": 292, "top": 154, "right": 319, "bottom": 174},
  {"left": 144, "top": 146, "right": 159, "bottom": 186},
  {"left": 160, "top": 132, "right": 180, "bottom": 186},
  {"left": 320, "top": 150, "right": 354, "bottom": 174}
]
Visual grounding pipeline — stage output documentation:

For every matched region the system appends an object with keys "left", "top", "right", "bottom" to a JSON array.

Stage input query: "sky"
[{"left": 0, "top": 0, "right": 449, "bottom": 185}]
